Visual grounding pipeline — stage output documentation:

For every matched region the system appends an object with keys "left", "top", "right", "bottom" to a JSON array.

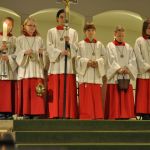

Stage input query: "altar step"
[
  {"left": 13, "top": 119, "right": 150, "bottom": 131},
  {"left": 15, "top": 130, "right": 150, "bottom": 143},
  {"left": 17, "top": 143, "right": 150, "bottom": 150},
  {"left": 12, "top": 120, "right": 150, "bottom": 150}
]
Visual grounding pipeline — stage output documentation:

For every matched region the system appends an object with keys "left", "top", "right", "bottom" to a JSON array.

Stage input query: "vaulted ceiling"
[
  {"left": 0, "top": 0, "right": 149, "bottom": 45},
  {"left": 0, "top": 0, "right": 149, "bottom": 20}
]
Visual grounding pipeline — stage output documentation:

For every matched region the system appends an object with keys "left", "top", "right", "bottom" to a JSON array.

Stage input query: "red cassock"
[
  {"left": 0, "top": 81, "right": 13, "bottom": 113},
  {"left": 79, "top": 83, "right": 104, "bottom": 120},
  {"left": 0, "top": 80, "right": 16, "bottom": 113},
  {"left": 15, "top": 78, "right": 45, "bottom": 115},
  {"left": 47, "top": 74, "right": 78, "bottom": 119},
  {"left": 105, "top": 84, "right": 135, "bottom": 119},
  {"left": 135, "top": 79, "right": 150, "bottom": 115},
  {"left": 0, "top": 33, "right": 16, "bottom": 114}
]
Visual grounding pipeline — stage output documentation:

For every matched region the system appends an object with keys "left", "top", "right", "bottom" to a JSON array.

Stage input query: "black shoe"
[
  {"left": 0, "top": 114, "right": 6, "bottom": 120},
  {"left": 5, "top": 113, "right": 13, "bottom": 120},
  {"left": 142, "top": 114, "right": 150, "bottom": 120},
  {"left": 32, "top": 115, "right": 45, "bottom": 119},
  {"left": 23, "top": 115, "right": 32, "bottom": 119},
  {"left": 115, "top": 118, "right": 129, "bottom": 120}
]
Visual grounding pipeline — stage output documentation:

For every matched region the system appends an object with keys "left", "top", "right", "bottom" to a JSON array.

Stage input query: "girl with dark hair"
[
  {"left": 134, "top": 19, "right": 150, "bottom": 120},
  {"left": 47, "top": 9, "right": 78, "bottom": 119}
]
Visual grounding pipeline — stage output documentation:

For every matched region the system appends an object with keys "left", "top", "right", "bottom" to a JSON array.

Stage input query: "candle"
[{"left": 2, "top": 22, "right": 8, "bottom": 42}]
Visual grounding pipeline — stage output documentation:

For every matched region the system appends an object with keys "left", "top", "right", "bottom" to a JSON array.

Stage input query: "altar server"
[
  {"left": 134, "top": 19, "right": 150, "bottom": 120},
  {"left": 0, "top": 17, "right": 17, "bottom": 119},
  {"left": 47, "top": 9, "right": 78, "bottom": 119},
  {"left": 76, "top": 23, "right": 106, "bottom": 120},
  {"left": 105, "top": 25, "right": 137, "bottom": 119},
  {"left": 15, "top": 17, "right": 47, "bottom": 118}
]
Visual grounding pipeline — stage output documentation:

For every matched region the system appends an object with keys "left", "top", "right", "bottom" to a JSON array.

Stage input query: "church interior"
[{"left": 0, "top": 0, "right": 150, "bottom": 149}]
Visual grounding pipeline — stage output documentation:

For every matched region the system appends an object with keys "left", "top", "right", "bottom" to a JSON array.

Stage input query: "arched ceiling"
[
  {"left": 0, "top": 7, "right": 21, "bottom": 35},
  {"left": 0, "top": 0, "right": 149, "bottom": 44},
  {"left": 30, "top": 8, "right": 84, "bottom": 25},
  {"left": 93, "top": 10, "right": 143, "bottom": 46},
  {"left": 0, "top": 0, "right": 149, "bottom": 20},
  {"left": 93, "top": 10, "right": 143, "bottom": 32},
  {"left": 29, "top": 8, "right": 85, "bottom": 41},
  {"left": 0, "top": 7, "right": 20, "bottom": 17}
]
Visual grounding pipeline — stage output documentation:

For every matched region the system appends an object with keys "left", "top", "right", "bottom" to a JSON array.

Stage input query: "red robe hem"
[
  {"left": 135, "top": 79, "right": 150, "bottom": 114},
  {"left": 47, "top": 74, "right": 78, "bottom": 119},
  {"left": 15, "top": 78, "right": 45, "bottom": 115},
  {"left": 79, "top": 83, "right": 104, "bottom": 120},
  {"left": 105, "top": 84, "right": 135, "bottom": 119}
]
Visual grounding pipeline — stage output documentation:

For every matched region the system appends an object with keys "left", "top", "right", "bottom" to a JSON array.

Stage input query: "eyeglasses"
[
  {"left": 26, "top": 24, "right": 36, "bottom": 27},
  {"left": 59, "top": 16, "right": 65, "bottom": 19}
]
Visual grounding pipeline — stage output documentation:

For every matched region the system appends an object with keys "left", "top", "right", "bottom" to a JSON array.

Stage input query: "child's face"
[
  {"left": 85, "top": 28, "right": 96, "bottom": 39},
  {"left": 146, "top": 24, "right": 150, "bottom": 36},
  {"left": 4, "top": 19, "right": 13, "bottom": 33},
  {"left": 115, "top": 31, "right": 125, "bottom": 42},
  {"left": 24, "top": 20, "right": 36, "bottom": 36},
  {"left": 57, "top": 13, "right": 65, "bottom": 25}
]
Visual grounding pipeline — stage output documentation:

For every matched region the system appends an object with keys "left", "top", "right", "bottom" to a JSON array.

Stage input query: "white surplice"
[
  {"left": 47, "top": 27, "right": 78, "bottom": 74},
  {"left": 76, "top": 40, "right": 106, "bottom": 84},
  {"left": 16, "top": 35, "right": 47, "bottom": 80},
  {"left": 106, "top": 42, "right": 137, "bottom": 84},
  {"left": 0, "top": 35, "right": 17, "bottom": 80},
  {"left": 134, "top": 36, "right": 150, "bottom": 78}
]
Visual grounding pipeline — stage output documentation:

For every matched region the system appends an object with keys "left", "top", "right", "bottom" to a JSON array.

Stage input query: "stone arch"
[
  {"left": 0, "top": 7, "right": 21, "bottom": 36},
  {"left": 93, "top": 10, "right": 143, "bottom": 46},
  {"left": 29, "top": 8, "right": 85, "bottom": 41}
]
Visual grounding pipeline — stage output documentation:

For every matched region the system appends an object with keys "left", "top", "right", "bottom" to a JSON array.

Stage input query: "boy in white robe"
[
  {"left": 47, "top": 9, "right": 78, "bottom": 119},
  {"left": 76, "top": 23, "right": 106, "bottom": 119},
  {"left": 105, "top": 25, "right": 137, "bottom": 119},
  {"left": 134, "top": 19, "right": 150, "bottom": 120}
]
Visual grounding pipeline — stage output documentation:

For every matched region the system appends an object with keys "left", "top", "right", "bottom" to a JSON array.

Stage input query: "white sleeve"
[
  {"left": 126, "top": 46, "right": 137, "bottom": 80},
  {"left": 70, "top": 30, "right": 78, "bottom": 59},
  {"left": 15, "top": 37, "right": 29, "bottom": 67},
  {"left": 106, "top": 43, "right": 121, "bottom": 80},
  {"left": 134, "top": 39, "right": 150, "bottom": 73},
  {"left": 8, "top": 55, "right": 17, "bottom": 71},
  {"left": 37, "top": 38, "right": 48, "bottom": 69},
  {"left": 96, "top": 44, "right": 106, "bottom": 77},
  {"left": 7, "top": 36, "right": 17, "bottom": 71},
  {"left": 76, "top": 45, "right": 89, "bottom": 76},
  {"left": 46, "top": 30, "right": 61, "bottom": 63}
]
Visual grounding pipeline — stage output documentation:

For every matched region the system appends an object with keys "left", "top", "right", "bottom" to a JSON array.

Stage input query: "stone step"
[
  {"left": 15, "top": 130, "right": 150, "bottom": 144},
  {"left": 16, "top": 143, "right": 150, "bottom": 150},
  {"left": 13, "top": 120, "right": 150, "bottom": 131},
  {"left": 0, "top": 120, "right": 13, "bottom": 131}
]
